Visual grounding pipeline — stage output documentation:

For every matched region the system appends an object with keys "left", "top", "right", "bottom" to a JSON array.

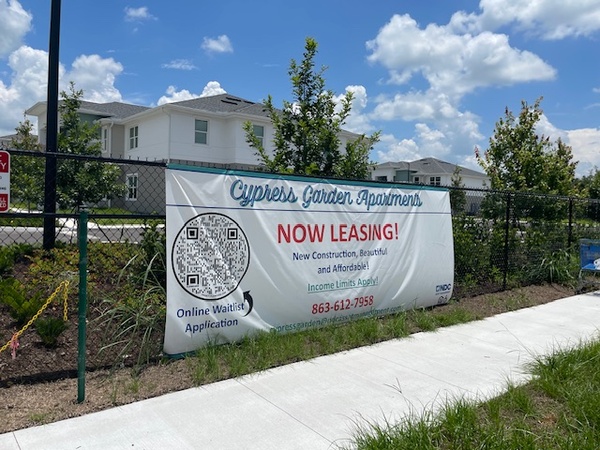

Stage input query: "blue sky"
[{"left": 1, "top": 0, "right": 600, "bottom": 175}]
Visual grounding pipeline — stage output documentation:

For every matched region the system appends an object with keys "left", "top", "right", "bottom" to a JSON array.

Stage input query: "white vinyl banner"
[{"left": 164, "top": 165, "right": 454, "bottom": 356}]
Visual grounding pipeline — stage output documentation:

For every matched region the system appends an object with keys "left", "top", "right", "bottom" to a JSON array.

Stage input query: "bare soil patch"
[{"left": 0, "top": 283, "right": 575, "bottom": 434}]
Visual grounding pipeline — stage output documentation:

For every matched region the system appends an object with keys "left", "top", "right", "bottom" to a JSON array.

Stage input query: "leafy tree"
[
  {"left": 449, "top": 166, "right": 467, "bottom": 215},
  {"left": 244, "top": 37, "right": 379, "bottom": 179},
  {"left": 10, "top": 118, "right": 45, "bottom": 211},
  {"left": 475, "top": 97, "right": 577, "bottom": 195},
  {"left": 56, "top": 82, "right": 126, "bottom": 210}
]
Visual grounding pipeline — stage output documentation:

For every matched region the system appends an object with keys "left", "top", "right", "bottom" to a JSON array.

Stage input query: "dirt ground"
[{"left": 0, "top": 283, "right": 576, "bottom": 434}]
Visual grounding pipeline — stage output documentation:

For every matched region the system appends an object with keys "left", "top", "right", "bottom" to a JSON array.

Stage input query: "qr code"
[{"left": 172, "top": 213, "right": 250, "bottom": 300}]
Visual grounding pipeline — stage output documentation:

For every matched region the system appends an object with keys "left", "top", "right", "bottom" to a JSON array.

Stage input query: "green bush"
[
  {"left": 0, "top": 278, "right": 46, "bottom": 325},
  {"left": 528, "top": 250, "right": 577, "bottom": 285},
  {"left": 35, "top": 317, "right": 68, "bottom": 347}
]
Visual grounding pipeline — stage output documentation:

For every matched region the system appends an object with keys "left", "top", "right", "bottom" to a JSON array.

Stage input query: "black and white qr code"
[{"left": 172, "top": 213, "right": 250, "bottom": 300}]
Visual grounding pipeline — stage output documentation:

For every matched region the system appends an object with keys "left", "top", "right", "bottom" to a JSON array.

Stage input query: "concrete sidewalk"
[{"left": 1, "top": 292, "right": 599, "bottom": 450}]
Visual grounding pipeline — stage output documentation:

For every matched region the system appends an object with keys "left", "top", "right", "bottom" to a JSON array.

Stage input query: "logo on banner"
[{"left": 172, "top": 213, "right": 250, "bottom": 300}]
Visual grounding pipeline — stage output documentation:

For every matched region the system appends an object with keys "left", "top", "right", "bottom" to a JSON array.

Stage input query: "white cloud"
[
  {"left": 454, "top": 0, "right": 600, "bottom": 40},
  {"left": 0, "top": 46, "right": 51, "bottom": 135},
  {"left": 200, "top": 81, "right": 227, "bottom": 97},
  {"left": 161, "top": 59, "right": 197, "bottom": 70},
  {"left": 157, "top": 86, "right": 196, "bottom": 105},
  {"left": 157, "top": 81, "right": 227, "bottom": 105},
  {"left": 201, "top": 35, "right": 233, "bottom": 54},
  {"left": 367, "top": 14, "right": 556, "bottom": 98},
  {"left": 529, "top": 114, "right": 600, "bottom": 176},
  {"left": 124, "top": 6, "right": 156, "bottom": 22},
  {"left": 376, "top": 134, "right": 422, "bottom": 162},
  {"left": 365, "top": 11, "right": 557, "bottom": 165},
  {"left": 567, "top": 127, "right": 600, "bottom": 176},
  {"left": 0, "top": 0, "right": 32, "bottom": 58},
  {"left": 333, "top": 85, "right": 375, "bottom": 135},
  {"left": 0, "top": 46, "right": 125, "bottom": 135},
  {"left": 68, "top": 55, "right": 123, "bottom": 103}
]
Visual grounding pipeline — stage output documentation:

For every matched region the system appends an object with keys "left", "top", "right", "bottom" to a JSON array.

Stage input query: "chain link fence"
[
  {"left": 450, "top": 186, "right": 600, "bottom": 297},
  {"left": 1, "top": 148, "right": 599, "bottom": 384}
]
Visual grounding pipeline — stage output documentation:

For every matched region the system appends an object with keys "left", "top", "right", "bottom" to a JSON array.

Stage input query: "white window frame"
[
  {"left": 102, "top": 127, "right": 109, "bottom": 154},
  {"left": 252, "top": 124, "right": 264, "bottom": 147},
  {"left": 126, "top": 173, "right": 138, "bottom": 201},
  {"left": 194, "top": 119, "right": 208, "bottom": 145},
  {"left": 429, "top": 176, "right": 441, "bottom": 186},
  {"left": 129, "top": 125, "right": 139, "bottom": 150}
]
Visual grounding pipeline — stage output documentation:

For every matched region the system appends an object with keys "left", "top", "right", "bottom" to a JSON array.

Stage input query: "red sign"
[
  {"left": 0, "top": 150, "right": 10, "bottom": 212},
  {"left": 0, "top": 150, "right": 8, "bottom": 173}
]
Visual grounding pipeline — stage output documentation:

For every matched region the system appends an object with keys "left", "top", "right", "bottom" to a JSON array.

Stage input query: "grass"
[
  {"left": 345, "top": 338, "right": 600, "bottom": 450},
  {"left": 183, "top": 300, "right": 482, "bottom": 386}
]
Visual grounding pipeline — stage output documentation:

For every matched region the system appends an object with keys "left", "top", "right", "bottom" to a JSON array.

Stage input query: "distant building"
[
  {"left": 0, "top": 134, "right": 18, "bottom": 149},
  {"left": 371, "top": 157, "right": 490, "bottom": 215},
  {"left": 371, "top": 157, "right": 489, "bottom": 189}
]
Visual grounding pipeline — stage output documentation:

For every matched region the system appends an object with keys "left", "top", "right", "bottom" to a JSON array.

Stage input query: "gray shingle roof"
[
  {"left": 78, "top": 101, "right": 150, "bottom": 119},
  {"left": 170, "top": 94, "right": 270, "bottom": 117},
  {"left": 376, "top": 157, "right": 486, "bottom": 177}
]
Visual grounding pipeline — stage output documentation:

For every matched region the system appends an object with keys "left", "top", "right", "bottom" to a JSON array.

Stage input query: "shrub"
[
  {"left": 35, "top": 317, "right": 68, "bottom": 347},
  {"left": 0, "top": 278, "right": 45, "bottom": 325}
]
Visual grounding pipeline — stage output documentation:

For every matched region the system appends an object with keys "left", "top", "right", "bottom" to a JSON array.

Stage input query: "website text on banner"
[{"left": 164, "top": 166, "right": 454, "bottom": 356}]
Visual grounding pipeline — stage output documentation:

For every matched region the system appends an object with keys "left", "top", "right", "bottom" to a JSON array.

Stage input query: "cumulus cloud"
[
  {"left": 567, "top": 127, "right": 600, "bottom": 176},
  {"left": 333, "top": 85, "right": 375, "bottom": 134},
  {"left": 124, "top": 6, "right": 156, "bottom": 22},
  {"left": 0, "top": 46, "right": 125, "bottom": 135},
  {"left": 536, "top": 114, "right": 600, "bottom": 177},
  {"left": 451, "top": 0, "right": 600, "bottom": 40},
  {"left": 365, "top": 11, "right": 559, "bottom": 165},
  {"left": 161, "top": 59, "right": 197, "bottom": 70},
  {"left": 0, "top": 0, "right": 32, "bottom": 58},
  {"left": 157, "top": 81, "right": 227, "bottom": 105},
  {"left": 376, "top": 134, "right": 422, "bottom": 162},
  {"left": 0, "top": 46, "right": 50, "bottom": 134},
  {"left": 200, "top": 81, "right": 227, "bottom": 97},
  {"left": 367, "top": 14, "right": 556, "bottom": 98},
  {"left": 201, "top": 35, "right": 233, "bottom": 54},
  {"left": 68, "top": 55, "right": 123, "bottom": 103}
]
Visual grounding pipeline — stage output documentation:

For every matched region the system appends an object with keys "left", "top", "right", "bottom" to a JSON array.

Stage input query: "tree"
[
  {"left": 475, "top": 97, "right": 577, "bottom": 195},
  {"left": 56, "top": 82, "right": 126, "bottom": 210},
  {"left": 449, "top": 166, "right": 467, "bottom": 215},
  {"left": 244, "top": 37, "right": 379, "bottom": 179},
  {"left": 10, "top": 118, "right": 45, "bottom": 211}
]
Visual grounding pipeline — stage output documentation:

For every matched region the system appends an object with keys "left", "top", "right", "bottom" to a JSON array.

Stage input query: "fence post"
[
  {"left": 77, "top": 209, "right": 88, "bottom": 403},
  {"left": 503, "top": 192, "right": 511, "bottom": 291},
  {"left": 568, "top": 197, "right": 574, "bottom": 249},
  {"left": 42, "top": 0, "right": 62, "bottom": 250}
]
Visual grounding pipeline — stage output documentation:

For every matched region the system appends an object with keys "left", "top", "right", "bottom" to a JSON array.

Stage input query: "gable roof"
[
  {"left": 375, "top": 157, "right": 487, "bottom": 178},
  {"left": 170, "top": 94, "right": 269, "bottom": 116},
  {"left": 78, "top": 101, "right": 151, "bottom": 119}
]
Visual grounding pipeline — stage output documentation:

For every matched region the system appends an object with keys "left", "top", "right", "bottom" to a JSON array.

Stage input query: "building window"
[
  {"left": 414, "top": 176, "right": 420, "bottom": 183},
  {"left": 102, "top": 127, "right": 108, "bottom": 154},
  {"left": 129, "top": 126, "right": 138, "bottom": 149},
  {"left": 253, "top": 124, "right": 264, "bottom": 147},
  {"left": 195, "top": 119, "right": 208, "bottom": 145},
  {"left": 429, "top": 176, "right": 441, "bottom": 186},
  {"left": 375, "top": 176, "right": 387, "bottom": 181},
  {"left": 126, "top": 173, "right": 138, "bottom": 201}
]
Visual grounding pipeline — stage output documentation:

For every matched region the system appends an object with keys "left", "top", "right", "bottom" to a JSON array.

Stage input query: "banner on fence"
[{"left": 164, "top": 165, "right": 454, "bottom": 355}]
